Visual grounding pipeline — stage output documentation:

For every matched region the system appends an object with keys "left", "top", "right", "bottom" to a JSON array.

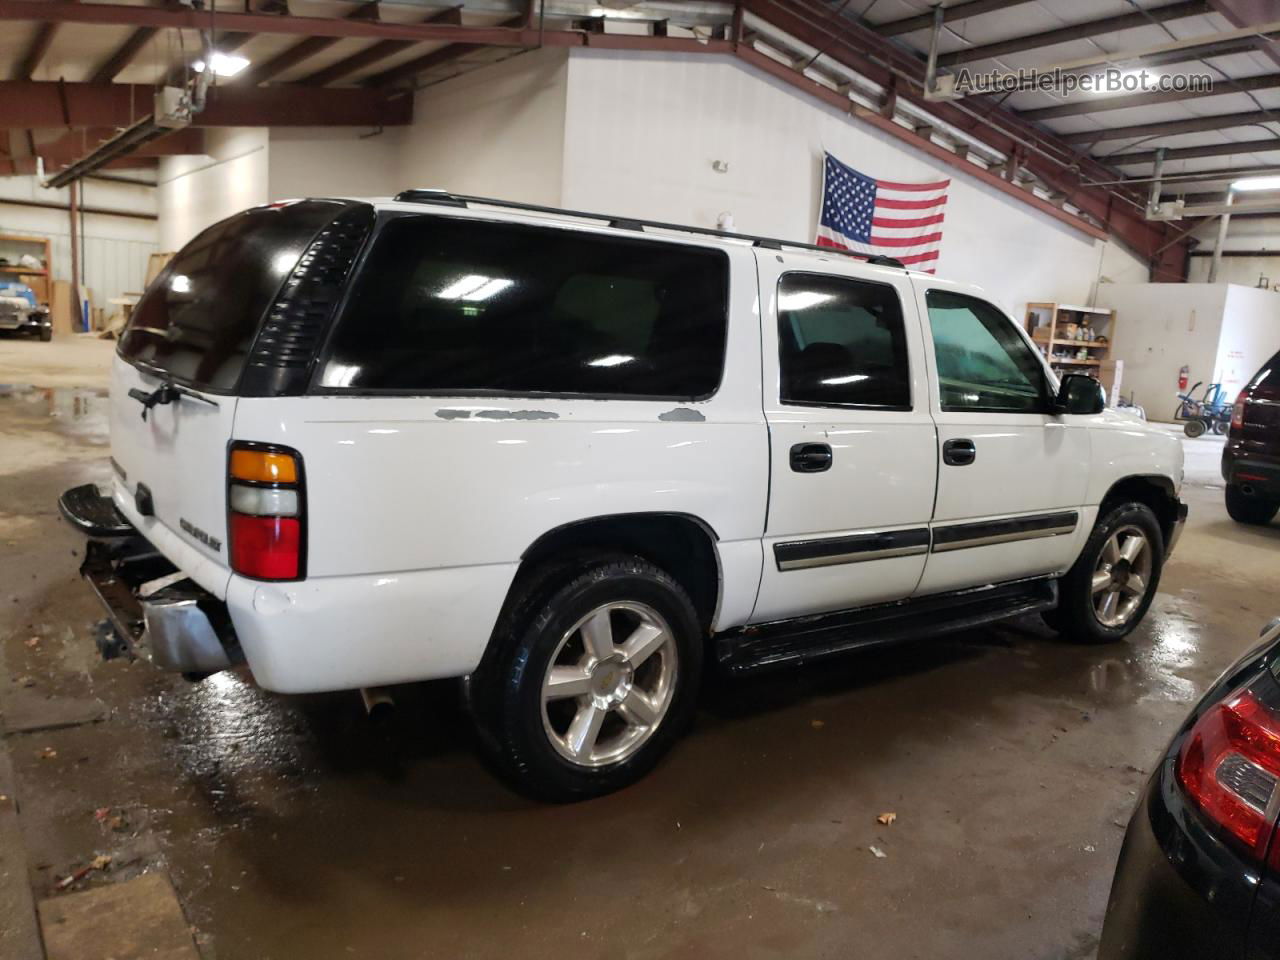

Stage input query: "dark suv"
[{"left": 1223, "top": 349, "right": 1280, "bottom": 526}]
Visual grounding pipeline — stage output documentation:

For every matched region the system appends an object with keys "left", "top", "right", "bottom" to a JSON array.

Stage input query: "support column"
[
  {"left": 1208, "top": 190, "right": 1234, "bottom": 283},
  {"left": 68, "top": 179, "right": 80, "bottom": 332}
]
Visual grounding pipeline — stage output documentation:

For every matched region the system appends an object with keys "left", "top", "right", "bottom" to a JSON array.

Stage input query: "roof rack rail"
[
  {"left": 864, "top": 254, "right": 906, "bottom": 268},
  {"left": 390, "top": 190, "right": 909, "bottom": 271}
]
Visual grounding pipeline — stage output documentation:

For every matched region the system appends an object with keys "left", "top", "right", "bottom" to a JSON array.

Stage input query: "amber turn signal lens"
[{"left": 230, "top": 449, "right": 298, "bottom": 484}]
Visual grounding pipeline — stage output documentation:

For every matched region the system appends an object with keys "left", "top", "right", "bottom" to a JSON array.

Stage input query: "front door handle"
[
  {"left": 943, "top": 438, "right": 976, "bottom": 466},
  {"left": 790, "top": 442, "right": 833, "bottom": 473}
]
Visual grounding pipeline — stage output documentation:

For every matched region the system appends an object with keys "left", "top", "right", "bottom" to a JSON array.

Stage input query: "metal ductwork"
[{"left": 44, "top": 31, "right": 212, "bottom": 189}]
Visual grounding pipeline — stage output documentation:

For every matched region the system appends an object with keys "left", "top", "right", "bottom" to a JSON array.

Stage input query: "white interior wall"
[
  {"left": 1187, "top": 255, "right": 1280, "bottom": 289},
  {"left": 1187, "top": 216, "right": 1280, "bottom": 288},
  {"left": 1096, "top": 283, "right": 1230, "bottom": 418},
  {"left": 559, "top": 49, "right": 1151, "bottom": 318},
  {"left": 157, "top": 127, "right": 269, "bottom": 252},
  {"left": 267, "top": 127, "right": 404, "bottom": 201},
  {"left": 397, "top": 48, "right": 568, "bottom": 205},
  {"left": 1217, "top": 284, "right": 1280, "bottom": 399},
  {"left": 0, "top": 175, "right": 158, "bottom": 306}
]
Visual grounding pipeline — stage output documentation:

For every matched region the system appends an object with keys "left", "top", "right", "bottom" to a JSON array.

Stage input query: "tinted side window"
[
  {"left": 320, "top": 216, "right": 728, "bottom": 398},
  {"left": 926, "top": 290, "right": 1047, "bottom": 413},
  {"left": 777, "top": 273, "right": 910, "bottom": 409}
]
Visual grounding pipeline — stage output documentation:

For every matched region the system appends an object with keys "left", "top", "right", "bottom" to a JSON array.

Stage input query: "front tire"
[
  {"left": 38, "top": 327, "right": 51, "bottom": 342},
  {"left": 1043, "top": 502, "right": 1164, "bottom": 644},
  {"left": 1225, "top": 484, "right": 1280, "bottom": 526},
  {"left": 1184, "top": 419, "right": 1207, "bottom": 438},
  {"left": 470, "top": 555, "right": 702, "bottom": 802}
]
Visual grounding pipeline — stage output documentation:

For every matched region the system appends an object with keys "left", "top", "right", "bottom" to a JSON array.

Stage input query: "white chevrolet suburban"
[{"left": 60, "top": 192, "right": 1187, "bottom": 801}]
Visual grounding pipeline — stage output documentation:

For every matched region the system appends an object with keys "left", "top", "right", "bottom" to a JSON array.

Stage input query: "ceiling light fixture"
[
  {"left": 192, "top": 53, "right": 251, "bottom": 78},
  {"left": 1231, "top": 175, "right": 1280, "bottom": 192}
]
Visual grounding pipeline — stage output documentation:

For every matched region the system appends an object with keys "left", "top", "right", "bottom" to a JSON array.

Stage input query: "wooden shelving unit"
[
  {"left": 0, "top": 233, "right": 52, "bottom": 304},
  {"left": 1024, "top": 301, "right": 1117, "bottom": 376}
]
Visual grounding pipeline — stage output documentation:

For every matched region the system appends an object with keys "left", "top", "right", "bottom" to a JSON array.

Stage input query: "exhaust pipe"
[
  {"left": 1242, "top": 484, "right": 1256, "bottom": 496},
  {"left": 359, "top": 686, "right": 395, "bottom": 720}
]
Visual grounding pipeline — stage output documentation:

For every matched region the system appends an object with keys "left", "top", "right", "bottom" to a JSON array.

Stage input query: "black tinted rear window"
[
  {"left": 120, "top": 201, "right": 349, "bottom": 391},
  {"left": 318, "top": 216, "right": 729, "bottom": 398},
  {"left": 1247, "top": 350, "right": 1280, "bottom": 398}
]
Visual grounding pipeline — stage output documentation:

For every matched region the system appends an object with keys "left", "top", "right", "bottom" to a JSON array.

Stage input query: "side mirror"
[{"left": 1055, "top": 373, "right": 1106, "bottom": 415}]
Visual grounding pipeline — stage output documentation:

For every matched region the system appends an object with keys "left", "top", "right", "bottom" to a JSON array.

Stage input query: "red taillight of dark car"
[
  {"left": 1231, "top": 386, "right": 1255, "bottom": 433},
  {"left": 1177, "top": 682, "right": 1280, "bottom": 860}
]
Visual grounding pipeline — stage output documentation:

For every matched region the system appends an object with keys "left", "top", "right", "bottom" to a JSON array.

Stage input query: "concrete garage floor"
[{"left": 1, "top": 338, "right": 1277, "bottom": 960}]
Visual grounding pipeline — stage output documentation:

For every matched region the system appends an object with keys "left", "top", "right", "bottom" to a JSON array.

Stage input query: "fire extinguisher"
[{"left": 1178, "top": 365, "right": 1189, "bottom": 392}]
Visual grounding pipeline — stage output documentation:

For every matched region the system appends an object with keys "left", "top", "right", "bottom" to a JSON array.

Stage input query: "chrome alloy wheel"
[
  {"left": 1091, "top": 525, "right": 1154, "bottom": 628},
  {"left": 540, "top": 601, "right": 678, "bottom": 768}
]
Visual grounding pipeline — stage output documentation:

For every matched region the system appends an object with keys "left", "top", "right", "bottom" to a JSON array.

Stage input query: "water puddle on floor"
[{"left": 0, "top": 385, "right": 109, "bottom": 462}]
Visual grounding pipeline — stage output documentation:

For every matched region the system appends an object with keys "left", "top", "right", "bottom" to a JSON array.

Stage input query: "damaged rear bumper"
[{"left": 60, "top": 484, "right": 243, "bottom": 676}]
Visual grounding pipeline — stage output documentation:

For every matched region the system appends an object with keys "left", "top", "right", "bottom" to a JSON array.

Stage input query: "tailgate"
[
  {"left": 110, "top": 355, "right": 237, "bottom": 596},
  {"left": 105, "top": 199, "right": 374, "bottom": 598}
]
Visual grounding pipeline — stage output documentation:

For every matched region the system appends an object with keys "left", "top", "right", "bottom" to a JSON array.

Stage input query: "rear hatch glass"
[
  {"left": 1242, "top": 351, "right": 1280, "bottom": 446},
  {"left": 119, "top": 200, "right": 354, "bottom": 392},
  {"left": 111, "top": 200, "right": 366, "bottom": 594}
]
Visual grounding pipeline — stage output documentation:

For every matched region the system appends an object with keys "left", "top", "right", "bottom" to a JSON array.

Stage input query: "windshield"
[{"left": 119, "top": 200, "right": 351, "bottom": 392}]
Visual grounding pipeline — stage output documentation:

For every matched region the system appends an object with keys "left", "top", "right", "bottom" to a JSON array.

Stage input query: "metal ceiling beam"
[
  {"left": 734, "top": 42, "right": 1108, "bottom": 239},
  {"left": 0, "top": 156, "right": 158, "bottom": 177},
  {"left": 1120, "top": 33, "right": 1266, "bottom": 69},
  {"left": 235, "top": 2, "right": 383, "bottom": 85},
  {"left": 1126, "top": 162, "right": 1280, "bottom": 185},
  {"left": 1020, "top": 72, "right": 1280, "bottom": 121},
  {"left": 89, "top": 27, "right": 157, "bottom": 83},
  {"left": 35, "top": 126, "right": 205, "bottom": 167},
  {"left": 366, "top": 13, "right": 525, "bottom": 87},
  {"left": 16, "top": 22, "right": 57, "bottom": 79},
  {"left": 1209, "top": 0, "right": 1280, "bottom": 70},
  {"left": 1032, "top": 16, "right": 1280, "bottom": 75},
  {"left": 0, "top": 81, "right": 413, "bottom": 128},
  {"left": 873, "top": 0, "right": 1036, "bottom": 38},
  {"left": 744, "top": 0, "right": 1193, "bottom": 277},
  {"left": 296, "top": 5, "right": 466, "bottom": 86},
  {"left": 1159, "top": 189, "right": 1244, "bottom": 203},
  {"left": 939, "top": 1, "right": 1211, "bottom": 67},
  {"left": 1062, "top": 109, "right": 1280, "bottom": 144},
  {"left": 1159, "top": 196, "right": 1280, "bottom": 216},
  {"left": 0, "top": 0, "right": 529, "bottom": 45},
  {"left": 1109, "top": 138, "right": 1280, "bottom": 165}
]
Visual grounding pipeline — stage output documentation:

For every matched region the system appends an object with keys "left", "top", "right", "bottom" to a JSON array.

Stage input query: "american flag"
[{"left": 815, "top": 151, "right": 949, "bottom": 273}]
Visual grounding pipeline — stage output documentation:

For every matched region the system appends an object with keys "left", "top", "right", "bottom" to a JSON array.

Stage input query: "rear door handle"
[
  {"left": 943, "top": 438, "right": 976, "bottom": 466},
  {"left": 790, "top": 442, "right": 833, "bottom": 473}
]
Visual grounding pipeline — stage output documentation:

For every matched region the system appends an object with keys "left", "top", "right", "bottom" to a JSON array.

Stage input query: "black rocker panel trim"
[
  {"left": 774, "top": 527, "right": 931, "bottom": 571},
  {"left": 932, "top": 510, "right": 1078, "bottom": 552}
]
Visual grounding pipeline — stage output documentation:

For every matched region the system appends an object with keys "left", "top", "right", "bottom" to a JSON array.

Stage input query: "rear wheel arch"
[{"left": 509, "top": 513, "right": 722, "bottom": 634}]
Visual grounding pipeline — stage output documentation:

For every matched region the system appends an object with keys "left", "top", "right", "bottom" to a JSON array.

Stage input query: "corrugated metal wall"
[{"left": 0, "top": 176, "right": 160, "bottom": 312}]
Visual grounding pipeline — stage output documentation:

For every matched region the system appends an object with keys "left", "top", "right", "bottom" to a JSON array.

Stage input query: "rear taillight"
[
  {"left": 227, "top": 442, "right": 304, "bottom": 580},
  {"left": 1231, "top": 399, "right": 1247, "bottom": 431},
  {"left": 1177, "top": 681, "right": 1280, "bottom": 860}
]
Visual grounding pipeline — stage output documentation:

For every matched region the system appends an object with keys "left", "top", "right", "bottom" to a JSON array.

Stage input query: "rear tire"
[
  {"left": 1043, "top": 502, "right": 1164, "bottom": 644},
  {"left": 469, "top": 554, "right": 702, "bottom": 802},
  {"left": 38, "top": 327, "right": 51, "bottom": 342},
  {"left": 1225, "top": 484, "right": 1280, "bottom": 526},
  {"left": 1184, "top": 419, "right": 1206, "bottom": 439}
]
